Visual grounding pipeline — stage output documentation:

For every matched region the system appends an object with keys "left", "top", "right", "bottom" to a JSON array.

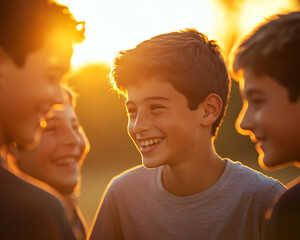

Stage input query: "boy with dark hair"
[
  {"left": 232, "top": 11, "right": 300, "bottom": 240},
  {"left": 90, "top": 29, "right": 284, "bottom": 240},
  {"left": 0, "top": 0, "right": 85, "bottom": 239}
]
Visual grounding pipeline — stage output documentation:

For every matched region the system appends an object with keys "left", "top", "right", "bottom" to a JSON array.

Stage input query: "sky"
[{"left": 56, "top": 0, "right": 298, "bottom": 70}]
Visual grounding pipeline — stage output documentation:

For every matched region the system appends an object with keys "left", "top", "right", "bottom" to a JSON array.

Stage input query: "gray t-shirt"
[{"left": 90, "top": 159, "right": 285, "bottom": 240}]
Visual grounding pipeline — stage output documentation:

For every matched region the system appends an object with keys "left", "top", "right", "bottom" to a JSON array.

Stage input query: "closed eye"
[
  {"left": 249, "top": 97, "right": 266, "bottom": 106},
  {"left": 126, "top": 107, "right": 137, "bottom": 118},
  {"left": 44, "top": 125, "right": 58, "bottom": 132},
  {"left": 150, "top": 104, "right": 166, "bottom": 111}
]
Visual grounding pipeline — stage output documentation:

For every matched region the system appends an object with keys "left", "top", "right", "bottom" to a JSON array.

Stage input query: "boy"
[
  {"left": 232, "top": 11, "right": 300, "bottom": 239},
  {"left": 90, "top": 29, "right": 284, "bottom": 240},
  {"left": 0, "top": 0, "right": 85, "bottom": 239}
]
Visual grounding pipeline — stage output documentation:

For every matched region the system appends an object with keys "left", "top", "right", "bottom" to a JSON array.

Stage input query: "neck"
[{"left": 162, "top": 141, "right": 225, "bottom": 197}]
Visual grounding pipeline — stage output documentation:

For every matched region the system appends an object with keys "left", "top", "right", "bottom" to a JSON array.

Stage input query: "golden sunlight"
[{"left": 56, "top": 0, "right": 298, "bottom": 69}]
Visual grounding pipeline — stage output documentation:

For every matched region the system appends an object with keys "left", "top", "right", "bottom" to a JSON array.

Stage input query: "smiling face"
[
  {"left": 0, "top": 39, "right": 73, "bottom": 146},
  {"left": 126, "top": 77, "right": 203, "bottom": 169},
  {"left": 13, "top": 100, "right": 88, "bottom": 193},
  {"left": 236, "top": 69, "right": 300, "bottom": 169}
]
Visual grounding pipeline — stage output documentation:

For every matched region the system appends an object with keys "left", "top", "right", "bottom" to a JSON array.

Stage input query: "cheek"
[
  {"left": 127, "top": 120, "right": 135, "bottom": 138},
  {"left": 37, "top": 134, "right": 59, "bottom": 160}
]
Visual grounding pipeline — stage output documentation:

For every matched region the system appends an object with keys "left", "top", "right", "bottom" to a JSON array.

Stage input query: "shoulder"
[
  {"left": 0, "top": 167, "right": 75, "bottom": 239},
  {"left": 266, "top": 182, "right": 300, "bottom": 239},
  {"left": 0, "top": 167, "right": 68, "bottom": 223},
  {"left": 111, "top": 165, "right": 156, "bottom": 186},
  {"left": 273, "top": 182, "right": 300, "bottom": 213},
  {"left": 225, "top": 159, "right": 285, "bottom": 192},
  {"left": 104, "top": 165, "right": 157, "bottom": 197}
]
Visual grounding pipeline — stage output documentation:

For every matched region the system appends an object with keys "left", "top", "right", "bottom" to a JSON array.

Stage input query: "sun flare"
[{"left": 55, "top": 0, "right": 298, "bottom": 70}]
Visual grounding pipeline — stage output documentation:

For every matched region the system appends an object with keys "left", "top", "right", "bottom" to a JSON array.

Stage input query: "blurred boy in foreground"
[
  {"left": 232, "top": 11, "right": 300, "bottom": 240},
  {"left": 0, "top": 0, "right": 84, "bottom": 239}
]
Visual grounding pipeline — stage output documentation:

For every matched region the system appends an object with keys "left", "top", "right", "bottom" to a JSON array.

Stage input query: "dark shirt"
[
  {"left": 265, "top": 181, "right": 300, "bottom": 240},
  {"left": 0, "top": 165, "right": 76, "bottom": 240}
]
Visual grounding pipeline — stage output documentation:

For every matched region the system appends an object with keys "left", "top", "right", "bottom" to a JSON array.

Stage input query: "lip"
[{"left": 254, "top": 137, "right": 266, "bottom": 151}]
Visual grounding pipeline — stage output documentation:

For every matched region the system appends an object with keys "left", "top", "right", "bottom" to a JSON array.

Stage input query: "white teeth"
[
  {"left": 140, "top": 138, "right": 162, "bottom": 147},
  {"left": 56, "top": 158, "right": 76, "bottom": 165}
]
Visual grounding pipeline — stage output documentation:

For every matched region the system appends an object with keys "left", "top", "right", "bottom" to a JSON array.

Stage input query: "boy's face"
[
  {"left": 236, "top": 69, "right": 300, "bottom": 169},
  {"left": 13, "top": 102, "right": 88, "bottom": 193},
  {"left": 0, "top": 39, "right": 73, "bottom": 145},
  {"left": 126, "top": 77, "right": 202, "bottom": 169}
]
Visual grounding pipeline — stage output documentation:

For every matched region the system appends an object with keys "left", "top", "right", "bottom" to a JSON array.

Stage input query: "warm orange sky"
[{"left": 56, "top": 0, "right": 297, "bottom": 69}]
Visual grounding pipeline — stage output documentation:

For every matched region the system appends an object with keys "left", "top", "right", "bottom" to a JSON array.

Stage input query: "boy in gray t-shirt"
[{"left": 89, "top": 29, "right": 284, "bottom": 240}]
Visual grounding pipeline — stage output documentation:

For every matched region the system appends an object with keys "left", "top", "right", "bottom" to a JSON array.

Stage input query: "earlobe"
[{"left": 199, "top": 93, "right": 223, "bottom": 127}]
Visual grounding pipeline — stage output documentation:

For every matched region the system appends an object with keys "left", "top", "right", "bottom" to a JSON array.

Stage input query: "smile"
[
  {"left": 140, "top": 138, "right": 163, "bottom": 147},
  {"left": 55, "top": 157, "right": 77, "bottom": 165}
]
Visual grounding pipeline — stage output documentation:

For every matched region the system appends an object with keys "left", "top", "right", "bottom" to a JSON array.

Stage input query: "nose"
[
  {"left": 235, "top": 101, "right": 253, "bottom": 135},
  {"left": 132, "top": 111, "right": 150, "bottom": 134},
  {"left": 63, "top": 126, "right": 83, "bottom": 148}
]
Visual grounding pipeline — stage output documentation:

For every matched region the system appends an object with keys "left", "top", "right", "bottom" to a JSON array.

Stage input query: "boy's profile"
[
  {"left": 232, "top": 11, "right": 300, "bottom": 240},
  {"left": 90, "top": 29, "right": 284, "bottom": 240},
  {"left": 0, "top": 0, "right": 85, "bottom": 239}
]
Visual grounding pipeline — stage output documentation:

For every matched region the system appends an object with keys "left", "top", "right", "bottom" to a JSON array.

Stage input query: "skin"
[
  {"left": 236, "top": 69, "right": 300, "bottom": 170},
  {"left": 126, "top": 77, "right": 225, "bottom": 196},
  {"left": 0, "top": 37, "right": 73, "bottom": 147}
]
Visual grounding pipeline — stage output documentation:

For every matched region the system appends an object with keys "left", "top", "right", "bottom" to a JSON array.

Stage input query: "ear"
[{"left": 198, "top": 93, "right": 223, "bottom": 127}]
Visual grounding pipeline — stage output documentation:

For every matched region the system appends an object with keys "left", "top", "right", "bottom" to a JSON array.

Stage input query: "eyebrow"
[
  {"left": 45, "top": 116, "right": 60, "bottom": 122},
  {"left": 126, "top": 96, "right": 170, "bottom": 106},
  {"left": 244, "top": 88, "right": 265, "bottom": 98}
]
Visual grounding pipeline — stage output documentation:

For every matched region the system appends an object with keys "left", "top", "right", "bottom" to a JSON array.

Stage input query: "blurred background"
[{"left": 57, "top": 0, "right": 300, "bottom": 229}]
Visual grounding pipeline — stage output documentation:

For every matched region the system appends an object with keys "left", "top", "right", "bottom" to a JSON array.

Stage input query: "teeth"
[
  {"left": 140, "top": 138, "right": 162, "bottom": 147},
  {"left": 56, "top": 158, "right": 76, "bottom": 165}
]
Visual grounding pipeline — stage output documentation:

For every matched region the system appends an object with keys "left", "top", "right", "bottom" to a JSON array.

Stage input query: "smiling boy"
[
  {"left": 90, "top": 29, "right": 284, "bottom": 240},
  {"left": 232, "top": 11, "right": 300, "bottom": 240},
  {"left": 0, "top": 0, "right": 85, "bottom": 239}
]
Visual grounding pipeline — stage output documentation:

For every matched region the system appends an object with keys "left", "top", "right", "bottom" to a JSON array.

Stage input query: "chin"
[
  {"left": 259, "top": 153, "right": 288, "bottom": 171},
  {"left": 142, "top": 158, "right": 160, "bottom": 169},
  {"left": 54, "top": 179, "right": 79, "bottom": 194}
]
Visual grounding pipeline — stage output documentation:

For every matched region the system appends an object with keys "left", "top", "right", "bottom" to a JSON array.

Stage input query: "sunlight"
[
  {"left": 55, "top": 0, "right": 222, "bottom": 69},
  {"left": 55, "top": 0, "right": 298, "bottom": 70},
  {"left": 238, "top": 0, "right": 297, "bottom": 38}
]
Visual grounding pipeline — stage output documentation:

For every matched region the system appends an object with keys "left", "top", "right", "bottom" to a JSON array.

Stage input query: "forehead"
[
  {"left": 241, "top": 68, "right": 292, "bottom": 101},
  {"left": 126, "top": 77, "right": 178, "bottom": 102},
  {"left": 47, "top": 103, "right": 75, "bottom": 121},
  {"left": 241, "top": 69, "right": 272, "bottom": 94}
]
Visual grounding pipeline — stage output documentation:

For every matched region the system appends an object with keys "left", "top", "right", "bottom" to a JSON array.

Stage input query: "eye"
[
  {"left": 44, "top": 125, "right": 58, "bottom": 132},
  {"left": 45, "top": 72, "right": 64, "bottom": 85},
  {"left": 248, "top": 97, "right": 266, "bottom": 109},
  {"left": 126, "top": 107, "right": 137, "bottom": 118},
  {"left": 72, "top": 122, "right": 80, "bottom": 131},
  {"left": 150, "top": 104, "right": 165, "bottom": 112}
]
